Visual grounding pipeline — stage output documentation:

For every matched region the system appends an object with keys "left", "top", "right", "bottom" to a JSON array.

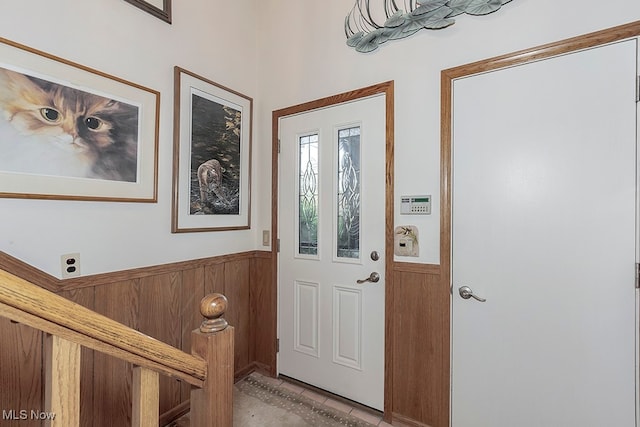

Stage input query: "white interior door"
[
  {"left": 278, "top": 95, "right": 385, "bottom": 410},
  {"left": 451, "top": 40, "right": 638, "bottom": 426}
]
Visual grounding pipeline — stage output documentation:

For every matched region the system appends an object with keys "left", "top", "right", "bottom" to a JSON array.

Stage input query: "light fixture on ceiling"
[{"left": 345, "top": 0, "right": 513, "bottom": 53}]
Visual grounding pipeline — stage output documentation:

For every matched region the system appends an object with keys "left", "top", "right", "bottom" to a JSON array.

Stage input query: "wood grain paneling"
[
  {"left": 392, "top": 268, "right": 447, "bottom": 427},
  {"left": 251, "top": 253, "right": 276, "bottom": 374},
  {"left": 93, "top": 280, "right": 139, "bottom": 426},
  {"left": 204, "top": 263, "right": 225, "bottom": 296},
  {"left": 224, "top": 259, "right": 250, "bottom": 375},
  {"left": 0, "top": 250, "right": 272, "bottom": 427},
  {"left": 180, "top": 267, "right": 205, "bottom": 402},
  {"left": 139, "top": 273, "right": 182, "bottom": 415},
  {"left": 0, "top": 318, "right": 42, "bottom": 427}
]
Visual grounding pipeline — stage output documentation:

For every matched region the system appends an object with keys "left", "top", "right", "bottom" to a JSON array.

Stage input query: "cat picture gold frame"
[
  {"left": 172, "top": 66, "right": 252, "bottom": 232},
  {"left": 0, "top": 37, "right": 159, "bottom": 202},
  {"left": 124, "top": 0, "right": 172, "bottom": 24}
]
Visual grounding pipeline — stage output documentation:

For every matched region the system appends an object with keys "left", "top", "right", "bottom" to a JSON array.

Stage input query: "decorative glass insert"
[
  {"left": 337, "top": 127, "right": 361, "bottom": 259},
  {"left": 298, "top": 134, "right": 319, "bottom": 256}
]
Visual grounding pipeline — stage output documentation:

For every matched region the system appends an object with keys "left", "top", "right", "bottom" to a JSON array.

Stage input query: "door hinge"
[
  {"left": 636, "top": 263, "right": 640, "bottom": 289},
  {"left": 278, "top": 139, "right": 281, "bottom": 154},
  {"left": 636, "top": 76, "right": 640, "bottom": 103},
  {"left": 276, "top": 338, "right": 280, "bottom": 353},
  {"left": 277, "top": 239, "right": 280, "bottom": 253}
]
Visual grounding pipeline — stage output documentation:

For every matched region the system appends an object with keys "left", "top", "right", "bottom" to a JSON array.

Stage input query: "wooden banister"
[
  {"left": 0, "top": 268, "right": 235, "bottom": 426},
  {"left": 0, "top": 269, "right": 206, "bottom": 383}
]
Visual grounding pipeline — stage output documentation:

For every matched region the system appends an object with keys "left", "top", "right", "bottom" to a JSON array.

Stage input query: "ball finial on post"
[{"left": 199, "top": 293, "right": 228, "bottom": 333}]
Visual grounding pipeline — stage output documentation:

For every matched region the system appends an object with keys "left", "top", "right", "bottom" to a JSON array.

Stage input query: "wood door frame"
[
  {"left": 441, "top": 21, "right": 640, "bottom": 425},
  {"left": 271, "top": 81, "right": 395, "bottom": 419}
]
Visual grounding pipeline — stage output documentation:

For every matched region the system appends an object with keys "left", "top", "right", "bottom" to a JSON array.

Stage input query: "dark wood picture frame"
[{"left": 124, "top": 0, "right": 172, "bottom": 24}]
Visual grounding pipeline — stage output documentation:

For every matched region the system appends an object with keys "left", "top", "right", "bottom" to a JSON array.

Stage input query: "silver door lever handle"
[
  {"left": 458, "top": 286, "right": 486, "bottom": 302},
  {"left": 357, "top": 272, "right": 380, "bottom": 284}
]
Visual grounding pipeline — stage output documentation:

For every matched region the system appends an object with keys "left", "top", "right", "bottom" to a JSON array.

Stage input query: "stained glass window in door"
[
  {"left": 298, "top": 134, "right": 319, "bottom": 256},
  {"left": 337, "top": 127, "right": 361, "bottom": 259}
]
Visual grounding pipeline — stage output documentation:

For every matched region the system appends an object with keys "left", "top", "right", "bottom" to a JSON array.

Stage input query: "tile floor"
[{"left": 251, "top": 372, "right": 392, "bottom": 427}]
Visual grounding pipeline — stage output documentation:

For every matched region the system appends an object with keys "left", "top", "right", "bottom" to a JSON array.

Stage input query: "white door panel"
[
  {"left": 278, "top": 95, "right": 385, "bottom": 410},
  {"left": 451, "top": 40, "right": 638, "bottom": 426}
]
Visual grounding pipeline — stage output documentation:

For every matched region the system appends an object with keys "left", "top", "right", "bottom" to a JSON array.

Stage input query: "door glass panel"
[
  {"left": 337, "top": 126, "right": 361, "bottom": 259},
  {"left": 298, "top": 134, "right": 319, "bottom": 256}
]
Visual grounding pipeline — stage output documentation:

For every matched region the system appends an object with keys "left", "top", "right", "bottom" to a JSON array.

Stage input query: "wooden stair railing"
[{"left": 0, "top": 269, "right": 234, "bottom": 427}]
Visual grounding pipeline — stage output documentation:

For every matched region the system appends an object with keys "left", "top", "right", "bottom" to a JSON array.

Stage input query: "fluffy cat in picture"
[{"left": 0, "top": 67, "right": 139, "bottom": 181}]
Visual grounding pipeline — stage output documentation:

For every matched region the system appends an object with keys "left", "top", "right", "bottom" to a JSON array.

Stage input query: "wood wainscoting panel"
[
  {"left": 251, "top": 253, "right": 276, "bottom": 375},
  {"left": 93, "top": 280, "right": 140, "bottom": 426},
  {"left": 139, "top": 273, "right": 183, "bottom": 415},
  {"left": 204, "top": 262, "right": 225, "bottom": 296},
  {"left": 392, "top": 264, "right": 448, "bottom": 427},
  {"left": 180, "top": 267, "right": 205, "bottom": 403},
  {"left": 0, "top": 250, "right": 274, "bottom": 427},
  {"left": 59, "top": 287, "right": 96, "bottom": 427},
  {"left": 0, "top": 318, "right": 42, "bottom": 427},
  {"left": 223, "top": 259, "right": 251, "bottom": 376}
]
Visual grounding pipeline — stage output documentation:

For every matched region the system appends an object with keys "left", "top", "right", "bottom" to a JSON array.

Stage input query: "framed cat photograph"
[
  {"left": 0, "top": 37, "right": 159, "bottom": 202},
  {"left": 172, "top": 66, "right": 252, "bottom": 232}
]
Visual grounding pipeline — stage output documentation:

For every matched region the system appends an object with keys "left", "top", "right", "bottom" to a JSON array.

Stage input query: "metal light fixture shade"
[{"left": 345, "top": 0, "right": 513, "bottom": 53}]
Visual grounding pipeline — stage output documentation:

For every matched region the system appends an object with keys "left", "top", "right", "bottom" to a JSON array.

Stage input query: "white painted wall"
[
  {"left": 1, "top": 0, "right": 639, "bottom": 277},
  {"left": 253, "top": 0, "right": 640, "bottom": 264},
  {"left": 0, "top": 0, "right": 260, "bottom": 277}
]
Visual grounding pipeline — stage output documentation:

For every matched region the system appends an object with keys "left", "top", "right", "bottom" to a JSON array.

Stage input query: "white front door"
[
  {"left": 451, "top": 40, "right": 638, "bottom": 426},
  {"left": 278, "top": 95, "right": 386, "bottom": 410}
]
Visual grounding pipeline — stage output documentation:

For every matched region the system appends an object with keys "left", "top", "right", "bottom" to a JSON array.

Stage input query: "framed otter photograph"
[
  {"left": 0, "top": 37, "right": 160, "bottom": 202},
  {"left": 172, "top": 66, "right": 252, "bottom": 232}
]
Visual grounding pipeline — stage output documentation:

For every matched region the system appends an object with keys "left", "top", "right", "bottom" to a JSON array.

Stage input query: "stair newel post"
[{"left": 190, "top": 293, "right": 234, "bottom": 427}]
